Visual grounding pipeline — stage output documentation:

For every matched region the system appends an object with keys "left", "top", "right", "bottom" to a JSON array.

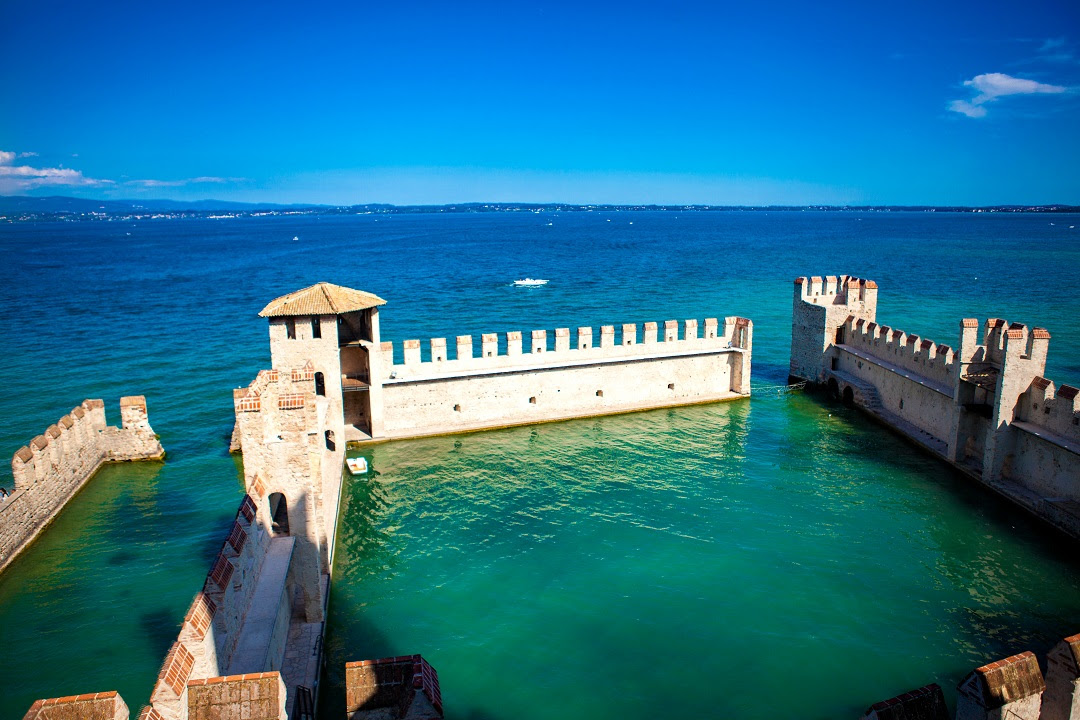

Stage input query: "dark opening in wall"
[
  {"left": 835, "top": 327, "right": 845, "bottom": 344},
  {"left": 454, "top": 404, "right": 461, "bottom": 412},
  {"left": 831, "top": 358, "right": 839, "bottom": 371},
  {"left": 269, "top": 493, "right": 290, "bottom": 535},
  {"left": 596, "top": 390, "right": 603, "bottom": 397},
  {"left": 285, "top": 318, "right": 296, "bottom": 340},
  {"left": 842, "top": 386, "right": 855, "bottom": 406},
  {"left": 899, "top": 398, "right": 904, "bottom": 410},
  {"left": 312, "top": 317, "right": 322, "bottom": 339},
  {"left": 314, "top": 372, "right": 325, "bottom": 396},
  {"left": 325, "top": 429, "right": 335, "bottom": 451},
  {"left": 529, "top": 396, "right": 537, "bottom": 404},
  {"left": 668, "top": 383, "right": 675, "bottom": 390}
]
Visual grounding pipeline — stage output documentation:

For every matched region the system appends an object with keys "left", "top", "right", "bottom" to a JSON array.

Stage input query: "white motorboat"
[
  {"left": 346, "top": 457, "right": 369, "bottom": 475},
  {"left": 513, "top": 278, "right": 549, "bottom": 287}
]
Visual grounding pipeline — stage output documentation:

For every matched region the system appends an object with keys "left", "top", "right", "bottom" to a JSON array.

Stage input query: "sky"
[{"left": 2, "top": 0, "right": 1079, "bottom": 205}]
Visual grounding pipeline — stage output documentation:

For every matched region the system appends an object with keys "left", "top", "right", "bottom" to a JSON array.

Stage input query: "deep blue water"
[{"left": 0, "top": 211, "right": 1078, "bottom": 718}]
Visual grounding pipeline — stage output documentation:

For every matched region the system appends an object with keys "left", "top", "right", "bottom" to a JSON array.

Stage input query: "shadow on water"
[
  {"left": 200, "top": 511, "right": 240, "bottom": 566},
  {"left": 140, "top": 608, "right": 184, "bottom": 660}
]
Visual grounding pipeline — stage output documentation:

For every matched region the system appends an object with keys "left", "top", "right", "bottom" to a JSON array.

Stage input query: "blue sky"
[{"left": 2, "top": 0, "right": 1078, "bottom": 205}]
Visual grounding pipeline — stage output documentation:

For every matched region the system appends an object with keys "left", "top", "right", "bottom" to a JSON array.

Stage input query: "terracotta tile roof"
[{"left": 259, "top": 282, "right": 386, "bottom": 318}]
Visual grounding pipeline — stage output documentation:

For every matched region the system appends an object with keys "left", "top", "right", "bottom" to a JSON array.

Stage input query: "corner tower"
[
  {"left": 789, "top": 275, "right": 878, "bottom": 385},
  {"left": 259, "top": 282, "right": 387, "bottom": 442}
]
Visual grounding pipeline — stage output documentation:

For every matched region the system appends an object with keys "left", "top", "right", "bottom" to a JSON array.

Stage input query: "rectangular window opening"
[{"left": 312, "top": 317, "right": 321, "bottom": 339}]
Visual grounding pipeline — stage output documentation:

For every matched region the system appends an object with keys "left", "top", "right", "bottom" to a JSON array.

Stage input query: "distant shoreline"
[{"left": 1, "top": 196, "right": 1078, "bottom": 223}]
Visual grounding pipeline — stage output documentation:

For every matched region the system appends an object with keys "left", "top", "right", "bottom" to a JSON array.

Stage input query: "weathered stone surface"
[
  {"left": 956, "top": 651, "right": 1045, "bottom": 720},
  {"left": 23, "top": 691, "right": 129, "bottom": 720},
  {"left": 186, "top": 672, "right": 287, "bottom": 720}
]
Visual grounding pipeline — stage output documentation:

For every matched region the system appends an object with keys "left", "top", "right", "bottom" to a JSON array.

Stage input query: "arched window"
[
  {"left": 269, "top": 493, "right": 290, "bottom": 535},
  {"left": 314, "top": 372, "right": 325, "bottom": 396},
  {"left": 325, "top": 429, "right": 335, "bottom": 451}
]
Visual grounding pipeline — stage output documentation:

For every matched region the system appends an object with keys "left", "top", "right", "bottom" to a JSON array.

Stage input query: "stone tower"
[
  {"left": 788, "top": 275, "right": 878, "bottom": 385},
  {"left": 259, "top": 282, "right": 387, "bottom": 442}
]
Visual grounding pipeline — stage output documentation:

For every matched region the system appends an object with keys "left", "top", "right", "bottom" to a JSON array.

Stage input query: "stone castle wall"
[
  {"left": 377, "top": 315, "right": 752, "bottom": 440},
  {"left": 1010, "top": 379, "right": 1080, "bottom": 507},
  {"left": 2, "top": 396, "right": 164, "bottom": 574},
  {"left": 145, "top": 491, "right": 299, "bottom": 720},
  {"left": 790, "top": 274, "right": 1080, "bottom": 539}
]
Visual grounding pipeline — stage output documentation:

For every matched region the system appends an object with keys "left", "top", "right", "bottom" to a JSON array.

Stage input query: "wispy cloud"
[
  {"left": 948, "top": 72, "right": 1067, "bottom": 118},
  {"left": 0, "top": 150, "right": 114, "bottom": 192},
  {"left": 125, "top": 176, "right": 246, "bottom": 189},
  {"left": 1037, "top": 37, "right": 1077, "bottom": 63}
]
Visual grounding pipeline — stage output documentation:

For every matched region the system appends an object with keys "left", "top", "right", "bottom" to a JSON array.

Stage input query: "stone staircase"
[{"left": 828, "top": 370, "right": 949, "bottom": 459}]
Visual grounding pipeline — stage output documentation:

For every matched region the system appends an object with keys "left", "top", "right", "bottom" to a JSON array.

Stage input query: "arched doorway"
[
  {"left": 269, "top": 492, "right": 290, "bottom": 535},
  {"left": 827, "top": 378, "right": 840, "bottom": 401},
  {"left": 842, "top": 386, "right": 855, "bottom": 407}
]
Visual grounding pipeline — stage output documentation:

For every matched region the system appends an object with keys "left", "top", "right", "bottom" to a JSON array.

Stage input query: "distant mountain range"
[{"left": 1, "top": 195, "right": 1077, "bottom": 216}]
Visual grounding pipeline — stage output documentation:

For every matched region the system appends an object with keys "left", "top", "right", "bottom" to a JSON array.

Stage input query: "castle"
[
  {"left": 15, "top": 282, "right": 753, "bottom": 720},
  {"left": 10, "top": 278, "right": 1080, "bottom": 720}
]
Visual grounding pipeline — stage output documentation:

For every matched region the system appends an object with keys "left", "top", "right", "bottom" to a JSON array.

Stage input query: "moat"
[{"left": 2, "top": 212, "right": 1079, "bottom": 718}]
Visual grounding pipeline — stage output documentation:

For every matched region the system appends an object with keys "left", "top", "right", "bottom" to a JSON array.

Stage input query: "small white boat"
[
  {"left": 346, "top": 457, "right": 369, "bottom": 475},
  {"left": 513, "top": 278, "right": 549, "bottom": 287},
  {"left": 293, "top": 236, "right": 299, "bottom": 241}
]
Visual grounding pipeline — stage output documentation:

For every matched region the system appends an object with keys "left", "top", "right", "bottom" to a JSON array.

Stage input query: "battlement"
[
  {"left": 1018, "top": 378, "right": 1080, "bottom": 445},
  {"left": 232, "top": 366, "right": 317, "bottom": 417},
  {"left": 842, "top": 316, "right": 957, "bottom": 390},
  {"left": 794, "top": 274, "right": 878, "bottom": 307},
  {"left": 3, "top": 398, "right": 164, "bottom": 574},
  {"left": 383, "top": 316, "right": 751, "bottom": 381},
  {"left": 958, "top": 317, "right": 1051, "bottom": 367}
]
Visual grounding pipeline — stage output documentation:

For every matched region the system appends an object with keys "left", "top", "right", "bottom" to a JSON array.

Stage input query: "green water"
[
  {"left": 322, "top": 394, "right": 1080, "bottom": 719},
  {"left": 2, "top": 212, "right": 1079, "bottom": 718}
]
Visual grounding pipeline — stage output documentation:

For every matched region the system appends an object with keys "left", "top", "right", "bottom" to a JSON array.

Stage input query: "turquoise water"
[{"left": 0, "top": 212, "right": 1078, "bottom": 718}]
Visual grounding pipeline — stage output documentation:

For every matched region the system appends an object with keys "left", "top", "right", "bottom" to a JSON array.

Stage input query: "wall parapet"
[
  {"left": 382, "top": 316, "right": 751, "bottom": 382},
  {"left": 842, "top": 316, "right": 957, "bottom": 389},
  {"left": 1018, "top": 377, "right": 1080, "bottom": 446},
  {"left": 3, "top": 398, "right": 164, "bottom": 574}
]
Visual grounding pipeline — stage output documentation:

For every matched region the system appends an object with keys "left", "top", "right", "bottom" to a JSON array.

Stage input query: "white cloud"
[
  {"left": 948, "top": 72, "right": 1067, "bottom": 117},
  {"left": 18, "top": 151, "right": 39, "bottom": 158},
  {"left": 0, "top": 149, "right": 114, "bottom": 192},
  {"left": 949, "top": 100, "right": 987, "bottom": 118}
]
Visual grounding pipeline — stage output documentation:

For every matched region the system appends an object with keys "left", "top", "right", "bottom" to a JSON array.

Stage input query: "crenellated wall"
[
  {"left": 144, "top": 489, "right": 305, "bottom": 720},
  {"left": 2, "top": 396, "right": 164, "bottom": 574},
  {"left": 842, "top": 317, "right": 958, "bottom": 390},
  {"left": 376, "top": 316, "right": 752, "bottom": 440},
  {"left": 791, "top": 274, "right": 1079, "bottom": 540}
]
